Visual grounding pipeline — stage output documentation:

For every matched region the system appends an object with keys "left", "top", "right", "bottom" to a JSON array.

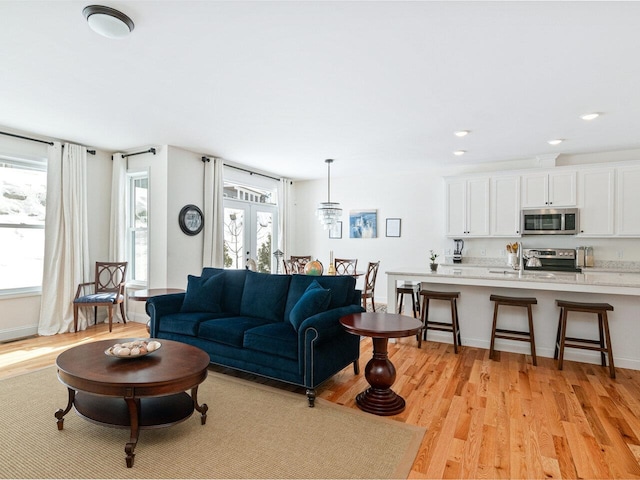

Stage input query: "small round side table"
[{"left": 340, "top": 312, "right": 423, "bottom": 416}]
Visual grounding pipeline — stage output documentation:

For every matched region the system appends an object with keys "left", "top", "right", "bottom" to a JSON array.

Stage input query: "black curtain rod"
[
  {"left": 122, "top": 147, "right": 156, "bottom": 159},
  {"left": 0, "top": 130, "right": 54, "bottom": 146},
  {"left": 225, "top": 164, "right": 280, "bottom": 182},
  {"left": 1, "top": 130, "right": 96, "bottom": 155}
]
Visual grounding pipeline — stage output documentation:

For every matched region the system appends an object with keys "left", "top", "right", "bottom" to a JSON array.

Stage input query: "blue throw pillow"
[
  {"left": 239, "top": 271, "right": 291, "bottom": 322},
  {"left": 180, "top": 273, "right": 224, "bottom": 313},
  {"left": 289, "top": 280, "right": 331, "bottom": 332}
]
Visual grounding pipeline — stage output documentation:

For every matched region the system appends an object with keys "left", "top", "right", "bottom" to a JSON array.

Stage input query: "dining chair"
[
  {"left": 73, "top": 261, "right": 128, "bottom": 333},
  {"left": 361, "top": 261, "right": 380, "bottom": 311},
  {"left": 283, "top": 259, "right": 295, "bottom": 274},
  {"left": 334, "top": 258, "right": 358, "bottom": 276},
  {"left": 290, "top": 255, "right": 311, "bottom": 273}
]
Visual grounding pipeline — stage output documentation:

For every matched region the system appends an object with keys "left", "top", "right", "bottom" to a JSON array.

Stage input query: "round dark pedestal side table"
[{"left": 340, "top": 312, "right": 422, "bottom": 416}]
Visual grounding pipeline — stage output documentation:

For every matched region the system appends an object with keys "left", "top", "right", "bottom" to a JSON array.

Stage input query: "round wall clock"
[{"left": 178, "top": 204, "right": 204, "bottom": 235}]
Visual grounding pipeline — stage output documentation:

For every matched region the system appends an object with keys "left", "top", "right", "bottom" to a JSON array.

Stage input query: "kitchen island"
[{"left": 386, "top": 266, "right": 640, "bottom": 370}]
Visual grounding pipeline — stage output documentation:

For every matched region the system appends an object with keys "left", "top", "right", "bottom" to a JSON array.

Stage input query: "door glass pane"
[
  {"left": 256, "top": 212, "right": 273, "bottom": 273},
  {"left": 224, "top": 208, "right": 245, "bottom": 269}
]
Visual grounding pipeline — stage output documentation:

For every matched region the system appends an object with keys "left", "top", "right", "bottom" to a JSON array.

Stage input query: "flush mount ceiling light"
[
  {"left": 453, "top": 150, "right": 466, "bottom": 156},
  {"left": 454, "top": 130, "right": 469, "bottom": 137},
  {"left": 548, "top": 139, "right": 564, "bottom": 145},
  {"left": 316, "top": 159, "right": 342, "bottom": 229},
  {"left": 83, "top": 5, "right": 135, "bottom": 39},
  {"left": 580, "top": 112, "right": 600, "bottom": 121}
]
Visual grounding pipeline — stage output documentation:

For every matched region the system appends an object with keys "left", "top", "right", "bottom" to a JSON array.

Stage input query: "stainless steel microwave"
[{"left": 521, "top": 208, "right": 579, "bottom": 235}]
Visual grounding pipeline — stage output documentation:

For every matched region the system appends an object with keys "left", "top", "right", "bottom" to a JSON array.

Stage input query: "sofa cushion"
[
  {"left": 180, "top": 273, "right": 224, "bottom": 313},
  {"left": 240, "top": 271, "right": 291, "bottom": 323},
  {"left": 288, "top": 280, "right": 332, "bottom": 331},
  {"left": 284, "top": 274, "right": 355, "bottom": 322},
  {"left": 243, "top": 322, "right": 298, "bottom": 361},
  {"left": 202, "top": 268, "right": 247, "bottom": 314},
  {"left": 159, "top": 311, "right": 229, "bottom": 336},
  {"left": 198, "top": 316, "right": 274, "bottom": 348}
]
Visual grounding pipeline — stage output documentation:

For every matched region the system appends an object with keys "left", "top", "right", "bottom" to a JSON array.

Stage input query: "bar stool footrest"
[
  {"left": 494, "top": 328, "right": 533, "bottom": 342},
  {"left": 562, "top": 338, "right": 608, "bottom": 352},
  {"left": 425, "top": 322, "right": 455, "bottom": 331}
]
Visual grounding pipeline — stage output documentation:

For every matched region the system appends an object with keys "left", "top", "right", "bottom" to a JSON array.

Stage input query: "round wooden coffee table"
[
  {"left": 55, "top": 338, "right": 210, "bottom": 467},
  {"left": 340, "top": 312, "right": 423, "bottom": 416}
]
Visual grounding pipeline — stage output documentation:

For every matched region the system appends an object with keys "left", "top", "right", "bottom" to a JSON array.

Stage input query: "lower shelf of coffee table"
[{"left": 73, "top": 391, "right": 194, "bottom": 428}]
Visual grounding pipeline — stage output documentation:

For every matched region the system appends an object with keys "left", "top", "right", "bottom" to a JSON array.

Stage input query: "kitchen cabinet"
[
  {"left": 491, "top": 175, "right": 521, "bottom": 236},
  {"left": 616, "top": 165, "right": 640, "bottom": 236},
  {"left": 445, "top": 177, "right": 489, "bottom": 237},
  {"left": 521, "top": 170, "right": 576, "bottom": 208},
  {"left": 577, "top": 168, "right": 615, "bottom": 236}
]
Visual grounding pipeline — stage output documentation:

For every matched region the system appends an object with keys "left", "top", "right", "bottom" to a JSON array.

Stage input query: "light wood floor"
[{"left": 2, "top": 322, "right": 640, "bottom": 479}]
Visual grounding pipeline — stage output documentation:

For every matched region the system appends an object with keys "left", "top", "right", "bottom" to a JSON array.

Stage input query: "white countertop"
[{"left": 386, "top": 265, "right": 640, "bottom": 296}]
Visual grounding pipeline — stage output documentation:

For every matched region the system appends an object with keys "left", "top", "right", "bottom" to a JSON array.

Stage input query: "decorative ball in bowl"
[{"left": 105, "top": 340, "right": 161, "bottom": 358}]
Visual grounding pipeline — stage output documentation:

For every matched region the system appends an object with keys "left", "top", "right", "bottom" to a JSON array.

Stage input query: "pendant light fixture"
[
  {"left": 316, "top": 159, "right": 342, "bottom": 229},
  {"left": 83, "top": 5, "right": 135, "bottom": 39}
]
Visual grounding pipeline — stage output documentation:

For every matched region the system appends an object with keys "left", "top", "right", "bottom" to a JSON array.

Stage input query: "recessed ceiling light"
[
  {"left": 548, "top": 139, "right": 564, "bottom": 145},
  {"left": 453, "top": 150, "right": 466, "bottom": 156},
  {"left": 454, "top": 130, "right": 469, "bottom": 137},
  {"left": 580, "top": 112, "right": 600, "bottom": 121},
  {"left": 83, "top": 5, "right": 135, "bottom": 39}
]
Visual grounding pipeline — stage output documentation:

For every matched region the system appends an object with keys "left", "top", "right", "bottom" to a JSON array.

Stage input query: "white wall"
[
  {"left": 292, "top": 166, "right": 451, "bottom": 302},
  {"left": 166, "top": 146, "right": 206, "bottom": 284}
]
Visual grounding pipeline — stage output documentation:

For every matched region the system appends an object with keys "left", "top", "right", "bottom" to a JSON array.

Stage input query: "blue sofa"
[{"left": 146, "top": 268, "right": 364, "bottom": 406}]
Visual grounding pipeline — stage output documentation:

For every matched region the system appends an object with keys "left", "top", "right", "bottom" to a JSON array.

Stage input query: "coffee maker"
[{"left": 453, "top": 239, "right": 464, "bottom": 264}]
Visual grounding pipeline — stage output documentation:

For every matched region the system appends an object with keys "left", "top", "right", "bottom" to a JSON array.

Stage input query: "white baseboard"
[{"left": 0, "top": 325, "right": 38, "bottom": 343}]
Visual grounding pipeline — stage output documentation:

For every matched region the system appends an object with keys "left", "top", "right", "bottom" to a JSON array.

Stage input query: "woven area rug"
[{"left": 0, "top": 366, "right": 424, "bottom": 479}]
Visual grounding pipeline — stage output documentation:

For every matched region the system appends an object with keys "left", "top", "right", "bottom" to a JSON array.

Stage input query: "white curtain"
[
  {"left": 109, "top": 153, "right": 127, "bottom": 261},
  {"left": 202, "top": 157, "right": 224, "bottom": 268},
  {"left": 278, "top": 178, "right": 292, "bottom": 258},
  {"left": 38, "top": 143, "right": 91, "bottom": 334}
]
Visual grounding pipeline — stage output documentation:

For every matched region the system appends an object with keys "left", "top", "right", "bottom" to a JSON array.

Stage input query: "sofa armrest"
[
  {"left": 299, "top": 304, "right": 365, "bottom": 344},
  {"left": 145, "top": 293, "right": 186, "bottom": 337}
]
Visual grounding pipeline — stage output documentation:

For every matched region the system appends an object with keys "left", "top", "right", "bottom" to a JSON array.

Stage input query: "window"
[
  {"left": 223, "top": 169, "right": 279, "bottom": 273},
  {"left": 127, "top": 173, "right": 148, "bottom": 284},
  {"left": 0, "top": 155, "right": 47, "bottom": 292}
]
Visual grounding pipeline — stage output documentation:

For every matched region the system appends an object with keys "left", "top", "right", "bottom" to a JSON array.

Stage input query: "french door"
[{"left": 223, "top": 199, "right": 278, "bottom": 273}]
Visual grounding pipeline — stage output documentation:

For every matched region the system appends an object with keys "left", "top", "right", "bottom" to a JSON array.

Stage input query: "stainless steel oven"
[
  {"left": 521, "top": 208, "right": 579, "bottom": 235},
  {"left": 523, "top": 248, "right": 581, "bottom": 273}
]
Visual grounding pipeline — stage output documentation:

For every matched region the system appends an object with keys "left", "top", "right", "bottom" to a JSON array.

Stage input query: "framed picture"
[
  {"left": 329, "top": 221, "right": 342, "bottom": 239},
  {"left": 349, "top": 210, "right": 377, "bottom": 238},
  {"left": 386, "top": 218, "right": 401, "bottom": 237}
]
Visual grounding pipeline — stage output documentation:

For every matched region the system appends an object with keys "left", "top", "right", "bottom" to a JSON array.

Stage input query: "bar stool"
[
  {"left": 489, "top": 294, "right": 538, "bottom": 366},
  {"left": 554, "top": 300, "right": 615, "bottom": 379},
  {"left": 396, "top": 282, "right": 420, "bottom": 318},
  {"left": 419, "top": 290, "right": 462, "bottom": 352}
]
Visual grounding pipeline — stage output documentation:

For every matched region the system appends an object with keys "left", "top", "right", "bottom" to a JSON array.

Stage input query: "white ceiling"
[{"left": 1, "top": 1, "right": 640, "bottom": 180}]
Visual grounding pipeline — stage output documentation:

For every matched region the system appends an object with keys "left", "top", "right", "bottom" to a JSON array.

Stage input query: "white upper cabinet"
[
  {"left": 491, "top": 175, "right": 521, "bottom": 236},
  {"left": 521, "top": 170, "right": 576, "bottom": 208},
  {"left": 616, "top": 165, "right": 640, "bottom": 236},
  {"left": 577, "top": 168, "right": 615, "bottom": 236},
  {"left": 445, "top": 177, "right": 490, "bottom": 237}
]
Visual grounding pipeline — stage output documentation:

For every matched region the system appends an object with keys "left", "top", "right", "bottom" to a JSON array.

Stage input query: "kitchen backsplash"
[{"left": 443, "top": 256, "right": 640, "bottom": 271}]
